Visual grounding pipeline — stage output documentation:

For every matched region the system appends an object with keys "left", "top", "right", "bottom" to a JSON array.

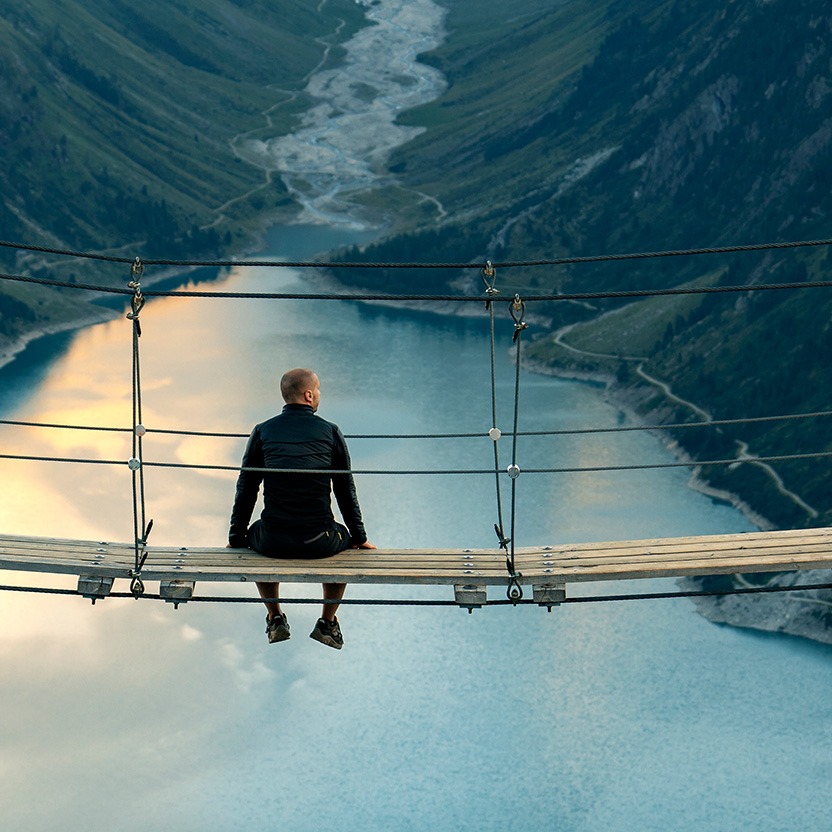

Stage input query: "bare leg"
[
  {"left": 257, "top": 581, "right": 282, "bottom": 620},
  {"left": 322, "top": 582, "right": 346, "bottom": 621}
]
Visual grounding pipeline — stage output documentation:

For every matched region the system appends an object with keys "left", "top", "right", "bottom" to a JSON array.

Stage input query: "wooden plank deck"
[
  {"left": 0, "top": 527, "right": 830, "bottom": 606},
  {"left": 513, "top": 526, "right": 832, "bottom": 582}
]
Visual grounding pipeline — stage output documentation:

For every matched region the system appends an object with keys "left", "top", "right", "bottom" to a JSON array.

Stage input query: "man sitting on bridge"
[{"left": 228, "top": 368, "right": 375, "bottom": 649}]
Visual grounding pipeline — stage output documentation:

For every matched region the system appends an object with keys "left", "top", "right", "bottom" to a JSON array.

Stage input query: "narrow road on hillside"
[
  {"left": 554, "top": 326, "right": 818, "bottom": 520},
  {"left": 734, "top": 441, "right": 818, "bottom": 518},
  {"left": 635, "top": 365, "right": 712, "bottom": 420},
  {"left": 553, "top": 323, "right": 647, "bottom": 360}
]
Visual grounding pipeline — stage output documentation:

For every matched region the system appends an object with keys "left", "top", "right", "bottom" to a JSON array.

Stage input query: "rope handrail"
[
  {"left": 3, "top": 408, "right": 832, "bottom": 439},
  {"left": 3, "top": 268, "right": 832, "bottom": 303},
  {"left": 3, "top": 235, "right": 832, "bottom": 269},
  {"left": 2, "top": 450, "right": 831, "bottom": 474}
]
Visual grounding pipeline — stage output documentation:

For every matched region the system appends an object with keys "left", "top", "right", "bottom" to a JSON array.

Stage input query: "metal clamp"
[
  {"left": 127, "top": 258, "right": 145, "bottom": 332},
  {"left": 129, "top": 574, "right": 145, "bottom": 598},
  {"left": 129, "top": 519, "right": 153, "bottom": 598},
  {"left": 481, "top": 260, "right": 500, "bottom": 309},
  {"left": 493, "top": 523, "right": 510, "bottom": 551},
  {"left": 511, "top": 294, "right": 528, "bottom": 343}
]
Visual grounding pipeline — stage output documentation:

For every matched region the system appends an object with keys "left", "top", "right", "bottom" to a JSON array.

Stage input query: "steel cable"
[
  {"left": 1, "top": 579, "right": 831, "bottom": 607},
  {"left": 3, "top": 234, "right": 832, "bottom": 269},
  {"left": 4, "top": 409, "right": 832, "bottom": 440}
]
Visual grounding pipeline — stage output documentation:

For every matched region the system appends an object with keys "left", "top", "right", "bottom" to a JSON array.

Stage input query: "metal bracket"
[
  {"left": 454, "top": 583, "right": 487, "bottom": 613},
  {"left": 533, "top": 583, "right": 566, "bottom": 611},
  {"left": 160, "top": 580, "right": 195, "bottom": 609},
  {"left": 78, "top": 575, "right": 114, "bottom": 604}
]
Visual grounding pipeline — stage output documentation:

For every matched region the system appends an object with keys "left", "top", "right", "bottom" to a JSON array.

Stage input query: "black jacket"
[{"left": 228, "top": 404, "right": 367, "bottom": 547}]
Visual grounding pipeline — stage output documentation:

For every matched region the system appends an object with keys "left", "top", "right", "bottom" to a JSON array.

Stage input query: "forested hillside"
[
  {"left": 0, "top": 0, "right": 365, "bottom": 348},
  {"left": 338, "top": 0, "right": 832, "bottom": 531}
]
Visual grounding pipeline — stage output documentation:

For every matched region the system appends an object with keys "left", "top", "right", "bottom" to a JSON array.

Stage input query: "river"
[
  {"left": 240, "top": 0, "right": 447, "bottom": 228},
  {"left": 1, "top": 0, "right": 831, "bottom": 827}
]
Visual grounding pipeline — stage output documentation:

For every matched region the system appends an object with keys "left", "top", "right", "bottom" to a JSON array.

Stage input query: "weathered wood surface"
[
  {"left": 0, "top": 527, "right": 831, "bottom": 587},
  {"left": 0, "top": 534, "right": 509, "bottom": 585},
  {"left": 514, "top": 526, "right": 832, "bottom": 582}
]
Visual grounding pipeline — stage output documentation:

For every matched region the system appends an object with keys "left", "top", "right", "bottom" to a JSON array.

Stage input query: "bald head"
[{"left": 281, "top": 368, "right": 321, "bottom": 410}]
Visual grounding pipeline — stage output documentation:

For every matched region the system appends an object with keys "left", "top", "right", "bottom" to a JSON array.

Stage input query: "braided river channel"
[{"left": 1, "top": 226, "right": 831, "bottom": 830}]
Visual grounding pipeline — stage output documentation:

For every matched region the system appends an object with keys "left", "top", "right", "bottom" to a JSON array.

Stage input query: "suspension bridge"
[{"left": 1, "top": 236, "right": 831, "bottom": 612}]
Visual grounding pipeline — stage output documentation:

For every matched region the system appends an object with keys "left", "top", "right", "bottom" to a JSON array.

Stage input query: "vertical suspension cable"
[
  {"left": 506, "top": 294, "right": 529, "bottom": 602},
  {"left": 482, "top": 262, "right": 509, "bottom": 554},
  {"left": 127, "top": 258, "right": 151, "bottom": 596}
]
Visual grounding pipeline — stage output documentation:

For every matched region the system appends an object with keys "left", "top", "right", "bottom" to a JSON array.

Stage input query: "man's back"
[
  {"left": 255, "top": 404, "right": 340, "bottom": 531},
  {"left": 229, "top": 403, "right": 365, "bottom": 545}
]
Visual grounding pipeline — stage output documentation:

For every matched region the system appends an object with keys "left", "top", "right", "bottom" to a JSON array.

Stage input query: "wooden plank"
[
  {"left": 514, "top": 527, "right": 832, "bottom": 555},
  {"left": 529, "top": 553, "right": 832, "bottom": 582},
  {"left": 515, "top": 544, "right": 832, "bottom": 572},
  {"left": 0, "top": 530, "right": 831, "bottom": 589},
  {"left": 515, "top": 531, "right": 832, "bottom": 560}
]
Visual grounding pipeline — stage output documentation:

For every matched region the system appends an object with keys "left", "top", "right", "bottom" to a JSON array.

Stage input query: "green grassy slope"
[
  {"left": 0, "top": 0, "right": 365, "bottom": 258},
  {"left": 0, "top": 0, "right": 366, "bottom": 347}
]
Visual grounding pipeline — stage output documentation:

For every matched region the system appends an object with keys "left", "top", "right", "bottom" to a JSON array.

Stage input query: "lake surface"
[{"left": 1, "top": 229, "right": 831, "bottom": 831}]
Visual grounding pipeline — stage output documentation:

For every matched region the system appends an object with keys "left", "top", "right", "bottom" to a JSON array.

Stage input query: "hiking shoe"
[
  {"left": 266, "top": 613, "right": 290, "bottom": 644},
  {"left": 310, "top": 616, "right": 343, "bottom": 649}
]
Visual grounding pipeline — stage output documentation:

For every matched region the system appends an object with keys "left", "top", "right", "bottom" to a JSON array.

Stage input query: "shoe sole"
[
  {"left": 268, "top": 625, "right": 291, "bottom": 644},
  {"left": 310, "top": 630, "right": 343, "bottom": 649}
]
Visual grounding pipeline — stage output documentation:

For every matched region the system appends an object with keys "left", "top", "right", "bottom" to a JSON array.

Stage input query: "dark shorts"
[{"left": 247, "top": 520, "right": 352, "bottom": 559}]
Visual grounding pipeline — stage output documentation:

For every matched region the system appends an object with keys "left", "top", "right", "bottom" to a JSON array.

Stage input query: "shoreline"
[
  {"left": 522, "top": 356, "right": 775, "bottom": 532},
  {"left": 0, "top": 305, "right": 117, "bottom": 376}
]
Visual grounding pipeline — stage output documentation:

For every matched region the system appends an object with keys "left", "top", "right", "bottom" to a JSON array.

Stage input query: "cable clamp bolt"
[
  {"left": 511, "top": 294, "right": 528, "bottom": 343},
  {"left": 507, "top": 463, "right": 521, "bottom": 479},
  {"left": 481, "top": 260, "right": 499, "bottom": 308},
  {"left": 127, "top": 457, "right": 142, "bottom": 471},
  {"left": 129, "top": 574, "right": 145, "bottom": 598},
  {"left": 127, "top": 259, "right": 145, "bottom": 326},
  {"left": 130, "top": 257, "right": 144, "bottom": 281},
  {"left": 488, "top": 427, "right": 502, "bottom": 441}
]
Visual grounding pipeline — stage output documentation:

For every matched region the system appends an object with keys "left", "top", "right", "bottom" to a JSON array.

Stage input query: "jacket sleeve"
[
  {"left": 331, "top": 426, "right": 367, "bottom": 545},
  {"left": 228, "top": 426, "right": 264, "bottom": 547}
]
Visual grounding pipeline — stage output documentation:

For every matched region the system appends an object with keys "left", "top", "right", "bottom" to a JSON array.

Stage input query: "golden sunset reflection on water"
[{"left": 0, "top": 282, "right": 262, "bottom": 549}]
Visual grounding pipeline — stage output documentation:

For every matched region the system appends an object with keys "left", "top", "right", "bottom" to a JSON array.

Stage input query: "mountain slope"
[
  {"left": 1, "top": 0, "right": 366, "bottom": 257},
  {"left": 340, "top": 0, "right": 832, "bottom": 532},
  {"left": 0, "top": 0, "right": 366, "bottom": 351}
]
